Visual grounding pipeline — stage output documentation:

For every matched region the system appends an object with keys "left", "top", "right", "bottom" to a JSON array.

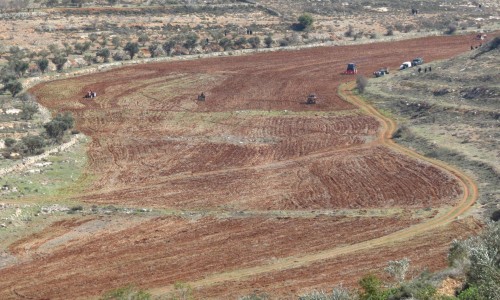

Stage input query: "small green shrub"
[
  {"left": 239, "top": 292, "right": 270, "bottom": 300},
  {"left": 359, "top": 274, "right": 384, "bottom": 300},
  {"left": 4, "top": 137, "right": 16, "bottom": 148},
  {"left": 299, "top": 286, "right": 354, "bottom": 300},
  {"left": 457, "top": 285, "right": 481, "bottom": 300},
  {"left": 298, "top": 14, "right": 314, "bottom": 28},
  {"left": 101, "top": 285, "right": 151, "bottom": 300}
]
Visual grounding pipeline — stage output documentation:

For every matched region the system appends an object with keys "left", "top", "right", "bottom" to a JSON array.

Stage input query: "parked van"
[{"left": 399, "top": 62, "right": 412, "bottom": 70}]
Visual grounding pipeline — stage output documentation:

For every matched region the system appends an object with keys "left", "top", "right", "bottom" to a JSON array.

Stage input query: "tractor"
[
  {"left": 342, "top": 63, "right": 358, "bottom": 75},
  {"left": 306, "top": 93, "right": 317, "bottom": 104},
  {"left": 197, "top": 92, "right": 206, "bottom": 101}
]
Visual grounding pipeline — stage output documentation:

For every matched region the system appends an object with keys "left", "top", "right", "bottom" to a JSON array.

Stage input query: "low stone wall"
[{"left": 0, "top": 134, "right": 83, "bottom": 177}]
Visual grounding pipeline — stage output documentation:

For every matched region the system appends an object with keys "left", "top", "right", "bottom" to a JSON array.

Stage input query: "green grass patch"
[{"left": 0, "top": 136, "right": 90, "bottom": 201}]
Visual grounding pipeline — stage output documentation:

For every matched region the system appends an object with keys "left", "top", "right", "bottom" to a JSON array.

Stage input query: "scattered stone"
[{"left": 40, "top": 204, "right": 70, "bottom": 214}]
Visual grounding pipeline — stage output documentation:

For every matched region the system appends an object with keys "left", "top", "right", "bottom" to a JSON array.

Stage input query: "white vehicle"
[{"left": 399, "top": 61, "right": 412, "bottom": 70}]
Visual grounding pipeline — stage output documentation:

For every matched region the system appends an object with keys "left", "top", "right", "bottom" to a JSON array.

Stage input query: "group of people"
[
  {"left": 417, "top": 66, "right": 432, "bottom": 73},
  {"left": 85, "top": 90, "right": 97, "bottom": 98}
]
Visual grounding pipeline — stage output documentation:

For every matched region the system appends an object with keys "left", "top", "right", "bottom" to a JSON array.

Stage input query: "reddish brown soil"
[
  {"left": 8, "top": 218, "right": 93, "bottom": 256},
  {"left": 0, "top": 34, "right": 478, "bottom": 299},
  {"left": 197, "top": 218, "right": 483, "bottom": 299},
  {"left": 0, "top": 216, "right": 419, "bottom": 299},
  {"left": 32, "top": 34, "right": 474, "bottom": 211}
]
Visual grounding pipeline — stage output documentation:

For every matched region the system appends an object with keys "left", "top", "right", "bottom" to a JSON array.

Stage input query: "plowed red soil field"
[{"left": 0, "top": 34, "right": 479, "bottom": 299}]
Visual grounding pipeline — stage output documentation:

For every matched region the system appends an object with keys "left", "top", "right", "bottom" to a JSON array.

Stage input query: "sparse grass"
[
  {"left": 0, "top": 135, "right": 90, "bottom": 201},
  {"left": 366, "top": 54, "right": 500, "bottom": 219}
]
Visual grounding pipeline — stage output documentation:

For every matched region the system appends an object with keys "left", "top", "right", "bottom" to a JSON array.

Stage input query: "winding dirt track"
[
  {"left": 148, "top": 82, "right": 478, "bottom": 296},
  {"left": 0, "top": 34, "right": 482, "bottom": 299}
]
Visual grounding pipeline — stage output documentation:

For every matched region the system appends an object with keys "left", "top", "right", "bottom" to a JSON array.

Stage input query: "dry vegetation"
[
  {"left": 366, "top": 35, "right": 500, "bottom": 221},
  {"left": 0, "top": 1, "right": 498, "bottom": 299}
]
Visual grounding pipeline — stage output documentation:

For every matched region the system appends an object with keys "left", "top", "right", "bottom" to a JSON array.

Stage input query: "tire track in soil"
[{"left": 150, "top": 82, "right": 478, "bottom": 296}]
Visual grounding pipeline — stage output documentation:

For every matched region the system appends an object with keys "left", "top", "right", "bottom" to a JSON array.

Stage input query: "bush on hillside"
[
  {"left": 356, "top": 75, "right": 368, "bottom": 93},
  {"left": 449, "top": 222, "right": 500, "bottom": 299}
]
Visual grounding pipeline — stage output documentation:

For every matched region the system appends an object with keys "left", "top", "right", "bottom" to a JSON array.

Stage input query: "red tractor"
[{"left": 342, "top": 63, "right": 358, "bottom": 75}]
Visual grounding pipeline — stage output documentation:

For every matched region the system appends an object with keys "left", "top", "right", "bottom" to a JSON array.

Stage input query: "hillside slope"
[{"left": 366, "top": 36, "right": 499, "bottom": 220}]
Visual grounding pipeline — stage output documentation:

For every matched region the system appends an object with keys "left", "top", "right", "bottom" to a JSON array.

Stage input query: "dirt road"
[{"left": 148, "top": 82, "right": 478, "bottom": 296}]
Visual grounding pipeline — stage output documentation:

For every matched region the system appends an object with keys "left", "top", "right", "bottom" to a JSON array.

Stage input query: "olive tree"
[
  {"left": 264, "top": 35, "right": 273, "bottom": 48},
  {"left": 37, "top": 58, "right": 49, "bottom": 73},
  {"left": 44, "top": 112, "right": 74, "bottom": 141},
  {"left": 124, "top": 42, "right": 139, "bottom": 59},
  {"left": 21, "top": 135, "right": 45, "bottom": 155},
  {"left": 51, "top": 55, "right": 67, "bottom": 72},
  {"left": 3, "top": 80, "right": 23, "bottom": 97},
  {"left": 138, "top": 33, "right": 150, "bottom": 46},
  {"left": 20, "top": 101, "right": 39, "bottom": 120},
  {"left": 96, "top": 48, "right": 110, "bottom": 63}
]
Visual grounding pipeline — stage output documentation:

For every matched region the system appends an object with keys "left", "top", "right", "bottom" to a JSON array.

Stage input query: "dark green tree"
[
  {"left": 248, "top": 36, "right": 260, "bottom": 48},
  {"left": 234, "top": 36, "right": 247, "bottom": 48},
  {"left": 43, "top": 112, "right": 74, "bottom": 141},
  {"left": 450, "top": 222, "right": 500, "bottom": 299},
  {"left": 124, "top": 42, "right": 139, "bottom": 59},
  {"left": 51, "top": 55, "right": 67, "bottom": 72},
  {"left": 21, "top": 135, "right": 45, "bottom": 155},
  {"left": 3, "top": 80, "right": 23, "bottom": 97},
  {"left": 264, "top": 35, "right": 273, "bottom": 48},
  {"left": 138, "top": 33, "right": 150, "bottom": 46},
  {"left": 183, "top": 33, "right": 198, "bottom": 52},
  {"left": 38, "top": 49, "right": 50, "bottom": 58},
  {"left": 292, "top": 13, "right": 314, "bottom": 31},
  {"left": 162, "top": 39, "right": 177, "bottom": 56},
  {"left": 9, "top": 46, "right": 26, "bottom": 60},
  {"left": 10, "top": 60, "right": 29, "bottom": 78},
  {"left": 218, "top": 37, "right": 232, "bottom": 51},
  {"left": 37, "top": 58, "right": 49, "bottom": 73},
  {"left": 96, "top": 48, "right": 111, "bottom": 62},
  {"left": 298, "top": 13, "right": 314, "bottom": 29},
  {"left": 47, "top": 44, "right": 61, "bottom": 57},
  {"left": 44, "top": 120, "right": 69, "bottom": 140}
]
